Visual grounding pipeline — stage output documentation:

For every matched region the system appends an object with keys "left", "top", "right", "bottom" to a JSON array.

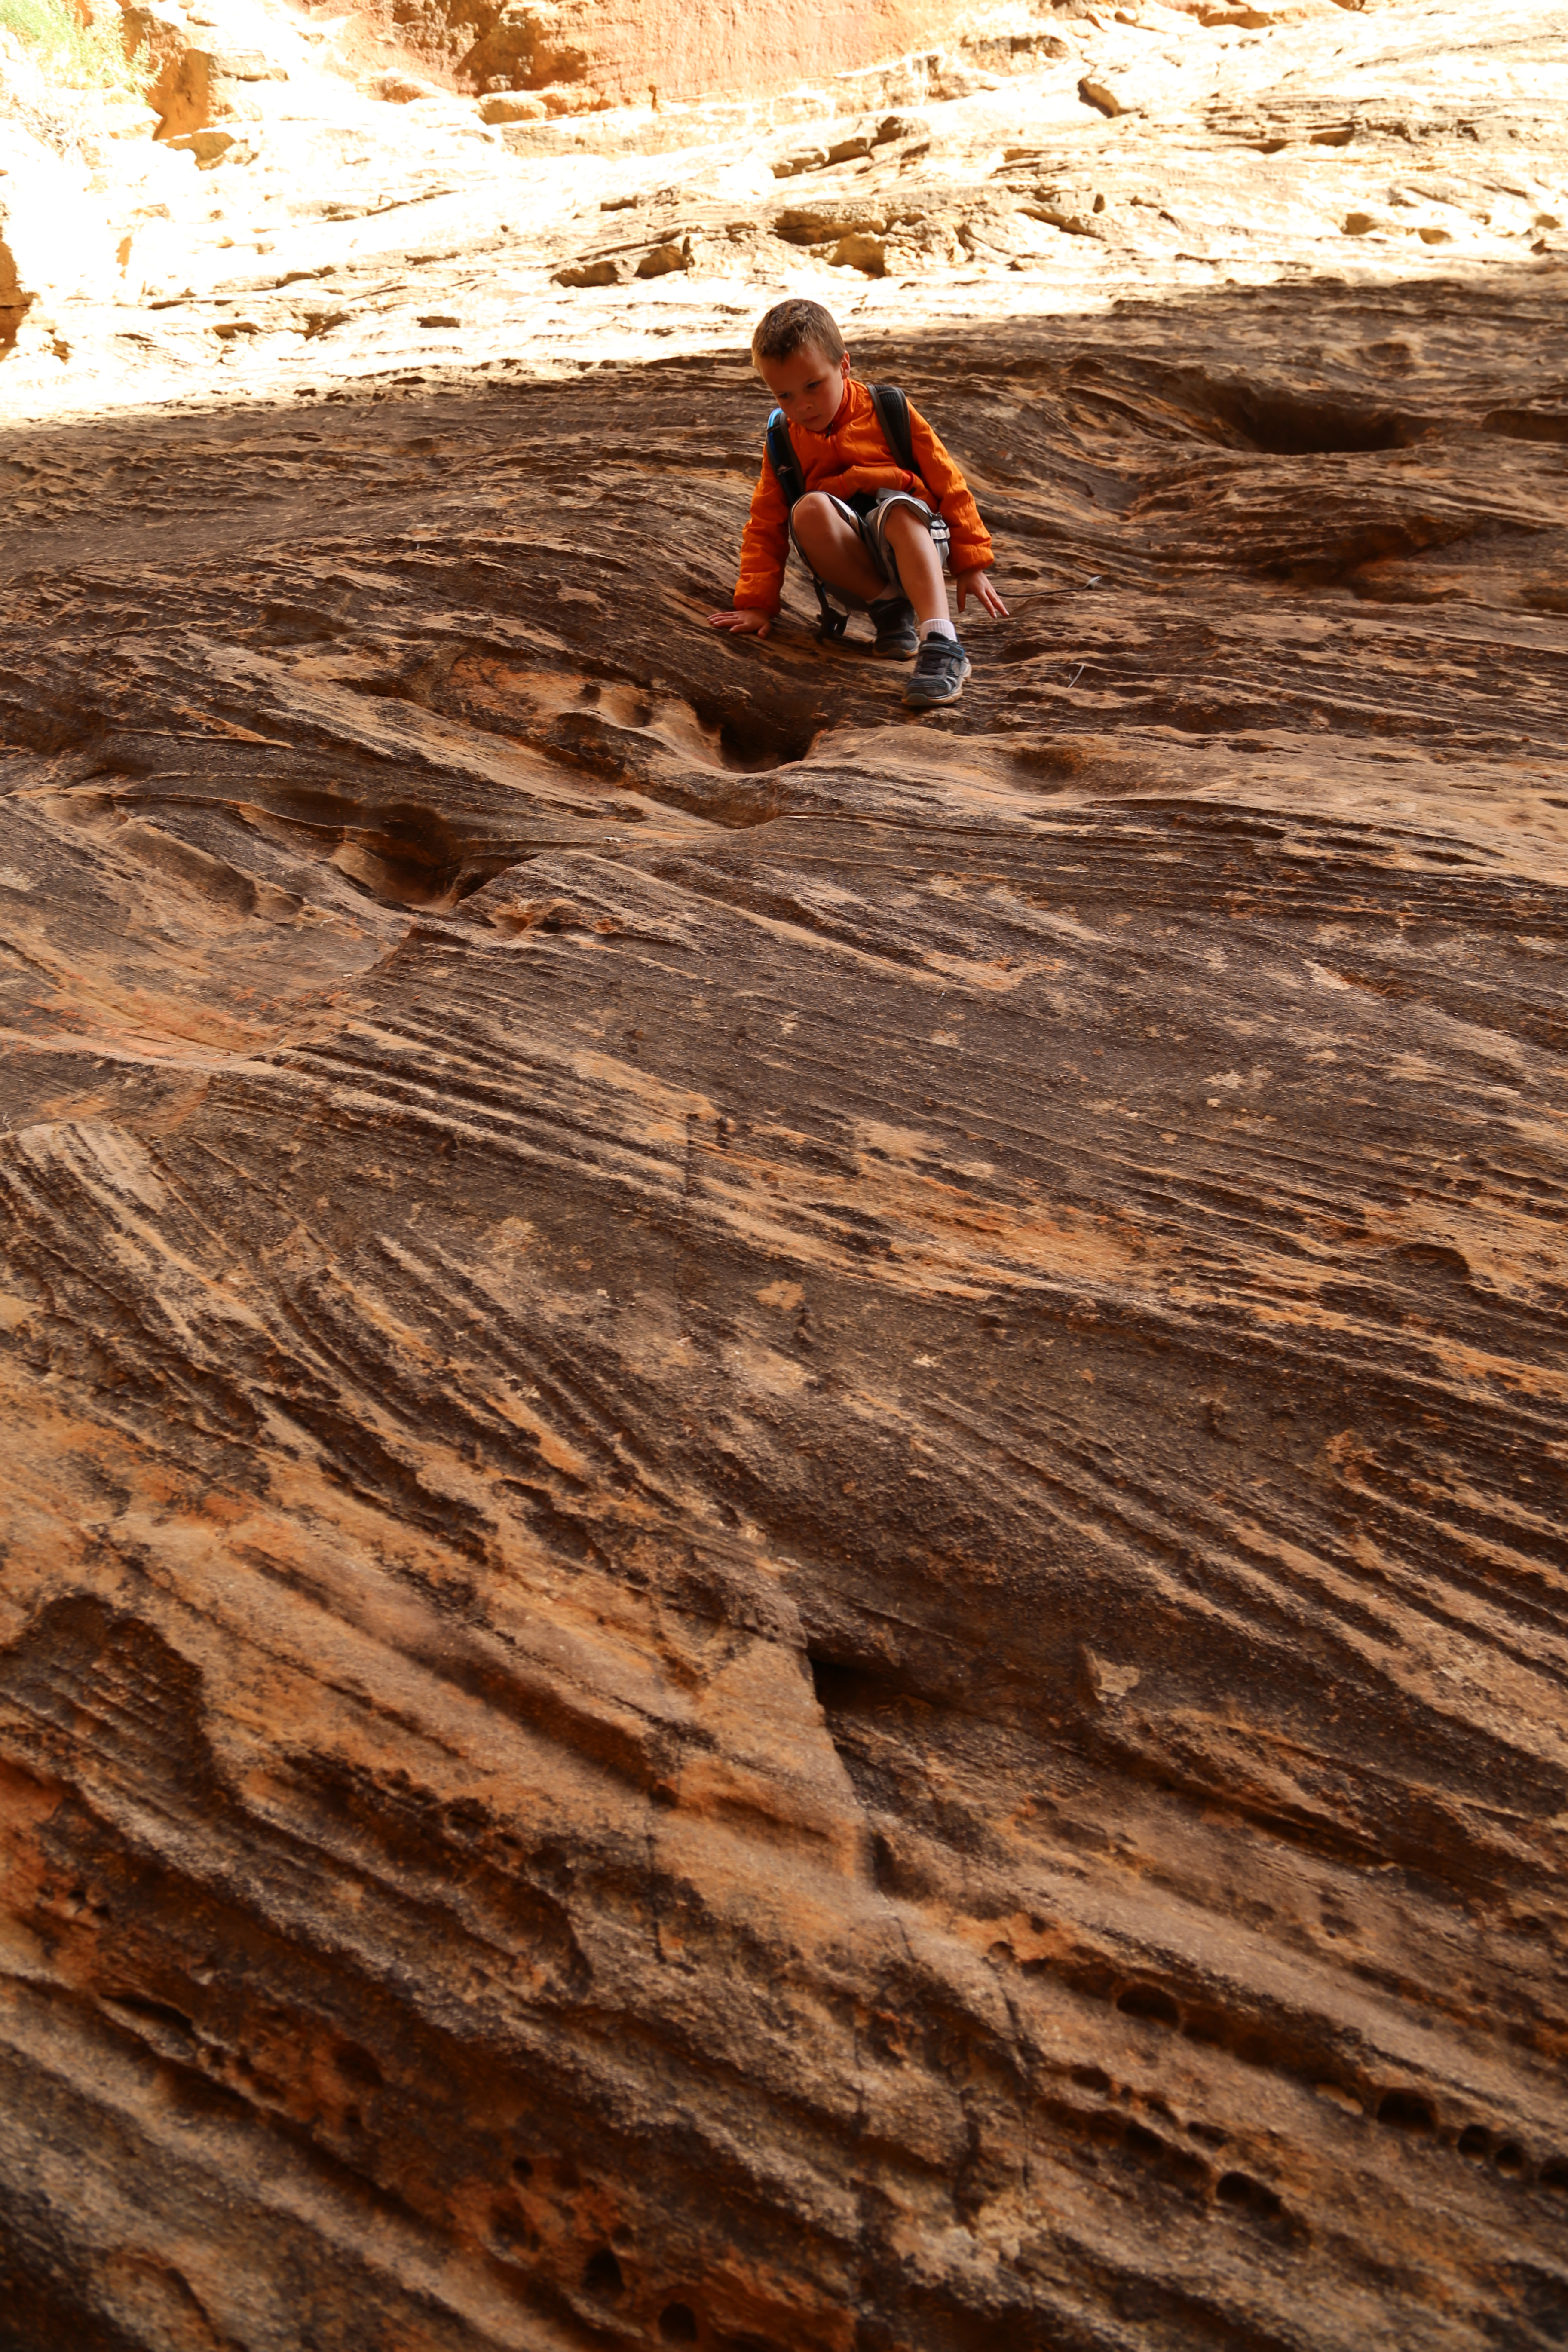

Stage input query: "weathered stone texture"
[
  {"left": 2, "top": 0, "right": 1568, "bottom": 2339},
  {"left": 1, "top": 283, "right": 1567, "bottom": 2345}
]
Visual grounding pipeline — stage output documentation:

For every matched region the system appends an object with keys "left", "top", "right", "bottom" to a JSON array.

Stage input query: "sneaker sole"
[
  {"left": 903, "top": 656, "right": 971, "bottom": 708},
  {"left": 873, "top": 638, "right": 919, "bottom": 660}
]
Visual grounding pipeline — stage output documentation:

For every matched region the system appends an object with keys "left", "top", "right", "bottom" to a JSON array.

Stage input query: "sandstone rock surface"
[
  {"left": 2, "top": 0, "right": 1567, "bottom": 2347},
  {"left": 449, "top": 0, "right": 984, "bottom": 107}
]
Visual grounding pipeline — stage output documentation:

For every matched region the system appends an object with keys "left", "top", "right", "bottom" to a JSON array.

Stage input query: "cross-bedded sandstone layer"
[
  {"left": 2, "top": 272, "right": 1566, "bottom": 2348},
  {"left": 4, "top": 0, "right": 1568, "bottom": 2335}
]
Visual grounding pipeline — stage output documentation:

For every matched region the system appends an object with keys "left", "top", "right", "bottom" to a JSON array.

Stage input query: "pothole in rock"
[
  {"left": 1201, "top": 382, "right": 1424, "bottom": 456},
  {"left": 448, "top": 664, "right": 816, "bottom": 778},
  {"left": 34, "top": 755, "right": 539, "bottom": 920},
  {"left": 211, "top": 790, "right": 519, "bottom": 910},
  {"left": 426, "top": 660, "right": 819, "bottom": 827},
  {"left": 1006, "top": 735, "right": 1156, "bottom": 794},
  {"left": 705, "top": 703, "right": 818, "bottom": 776},
  {"left": 1483, "top": 407, "right": 1568, "bottom": 445},
  {"left": 1071, "top": 358, "right": 1430, "bottom": 456}
]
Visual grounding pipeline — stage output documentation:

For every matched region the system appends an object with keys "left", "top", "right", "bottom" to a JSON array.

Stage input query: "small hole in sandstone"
[
  {"left": 1378, "top": 2089, "right": 1436, "bottom": 2133},
  {"left": 1494, "top": 2142, "right": 1527, "bottom": 2177},
  {"left": 1071, "top": 2066, "right": 1111, "bottom": 2094},
  {"left": 716, "top": 715, "right": 815, "bottom": 774},
  {"left": 1207, "top": 380, "right": 1413, "bottom": 455},
  {"left": 337, "top": 2043, "right": 383, "bottom": 2090},
  {"left": 1217, "top": 2171, "right": 1282, "bottom": 2220},
  {"left": 1117, "top": 1984, "right": 1181, "bottom": 2029},
  {"left": 659, "top": 2306, "right": 699, "bottom": 2344},
  {"left": 583, "top": 2248, "right": 623, "bottom": 2298},
  {"left": 808, "top": 1655, "right": 857, "bottom": 1709},
  {"left": 1458, "top": 2126, "right": 1490, "bottom": 2159},
  {"left": 1540, "top": 2159, "right": 1568, "bottom": 2195}
]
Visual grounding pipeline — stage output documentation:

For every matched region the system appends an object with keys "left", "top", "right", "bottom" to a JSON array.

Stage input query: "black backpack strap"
[
  {"left": 870, "top": 383, "right": 925, "bottom": 491},
  {"left": 766, "top": 406, "right": 848, "bottom": 641}
]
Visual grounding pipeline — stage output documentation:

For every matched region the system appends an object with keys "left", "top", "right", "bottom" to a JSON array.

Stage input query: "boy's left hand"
[{"left": 956, "top": 570, "right": 1008, "bottom": 619}]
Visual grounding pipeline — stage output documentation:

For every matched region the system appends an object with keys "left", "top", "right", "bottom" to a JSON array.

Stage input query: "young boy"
[{"left": 709, "top": 297, "right": 1007, "bottom": 710}]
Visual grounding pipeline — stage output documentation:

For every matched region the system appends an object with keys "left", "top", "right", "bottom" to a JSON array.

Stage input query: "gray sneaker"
[
  {"left": 903, "top": 634, "right": 971, "bottom": 708},
  {"left": 868, "top": 594, "right": 918, "bottom": 658}
]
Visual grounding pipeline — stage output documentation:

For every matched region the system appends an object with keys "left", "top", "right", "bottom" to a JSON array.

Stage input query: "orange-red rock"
[
  {"left": 452, "top": 0, "right": 973, "bottom": 104},
  {"left": 2, "top": 1, "right": 1568, "bottom": 2347}
]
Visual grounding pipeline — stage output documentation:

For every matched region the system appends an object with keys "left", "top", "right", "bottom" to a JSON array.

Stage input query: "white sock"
[{"left": 918, "top": 617, "right": 956, "bottom": 642}]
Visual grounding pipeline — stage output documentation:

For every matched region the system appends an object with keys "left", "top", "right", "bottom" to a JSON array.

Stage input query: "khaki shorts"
[{"left": 789, "top": 487, "right": 952, "bottom": 612}]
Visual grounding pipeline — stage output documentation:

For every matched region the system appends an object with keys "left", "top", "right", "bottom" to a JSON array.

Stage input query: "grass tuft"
[{"left": 0, "top": 0, "right": 147, "bottom": 93}]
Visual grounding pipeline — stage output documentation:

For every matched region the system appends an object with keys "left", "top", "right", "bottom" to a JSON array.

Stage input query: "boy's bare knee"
[
  {"left": 793, "top": 492, "right": 838, "bottom": 539},
  {"left": 883, "top": 504, "right": 928, "bottom": 545}
]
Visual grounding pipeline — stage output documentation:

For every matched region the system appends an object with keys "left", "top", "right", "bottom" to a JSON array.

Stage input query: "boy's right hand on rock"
[{"left": 709, "top": 608, "right": 773, "bottom": 637}]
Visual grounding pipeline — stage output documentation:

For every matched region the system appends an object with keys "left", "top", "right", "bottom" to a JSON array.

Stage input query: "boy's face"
[{"left": 757, "top": 340, "right": 851, "bottom": 435}]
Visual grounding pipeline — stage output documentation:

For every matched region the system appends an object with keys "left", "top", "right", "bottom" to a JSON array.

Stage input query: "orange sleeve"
[
  {"left": 733, "top": 450, "right": 791, "bottom": 612},
  {"left": 907, "top": 404, "right": 994, "bottom": 575}
]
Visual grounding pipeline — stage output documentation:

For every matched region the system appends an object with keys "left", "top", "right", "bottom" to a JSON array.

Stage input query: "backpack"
[{"left": 765, "top": 384, "right": 928, "bottom": 640}]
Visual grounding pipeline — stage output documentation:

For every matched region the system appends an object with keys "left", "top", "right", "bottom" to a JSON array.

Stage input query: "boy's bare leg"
[
  {"left": 880, "top": 505, "right": 949, "bottom": 626},
  {"left": 790, "top": 493, "right": 887, "bottom": 604},
  {"left": 789, "top": 494, "right": 962, "bottom": 634}
]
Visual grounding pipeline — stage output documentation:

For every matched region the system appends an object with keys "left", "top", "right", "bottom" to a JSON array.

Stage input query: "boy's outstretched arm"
[
  {"left": 907, "top": 406, "right": 1008, "bottom": 620},
  {"left": 710, "top": 448, "right": 789, "bottom": 640}
]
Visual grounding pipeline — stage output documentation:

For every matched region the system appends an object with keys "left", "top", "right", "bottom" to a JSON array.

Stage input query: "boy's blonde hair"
[{"left": 750, "top": 298, "right": 845, "bottom": 370}]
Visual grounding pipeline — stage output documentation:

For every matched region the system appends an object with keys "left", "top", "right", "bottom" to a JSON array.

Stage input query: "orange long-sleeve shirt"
[{"left": 732, "top": 378, "right": 994, "bottom": 612}]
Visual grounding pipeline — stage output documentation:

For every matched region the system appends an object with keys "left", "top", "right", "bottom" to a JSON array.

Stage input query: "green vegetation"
[{"left": 0, "top": 0, "right": 146, "bottom": 92}]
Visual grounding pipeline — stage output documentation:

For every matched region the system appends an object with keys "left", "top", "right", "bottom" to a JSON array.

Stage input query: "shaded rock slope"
[
  {"left": 3, "top": 1, "right": 1568, "bottom": 2345},
  {"left": 3, "top": 276, "right": 1567, "bottom": 2352}
]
